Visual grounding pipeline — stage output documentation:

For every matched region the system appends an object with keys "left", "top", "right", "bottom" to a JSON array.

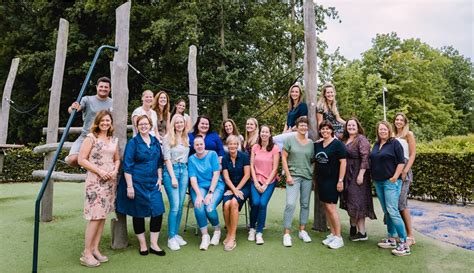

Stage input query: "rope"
[{"left": 4, "top": 98, "right": 40, "bottom": 116}]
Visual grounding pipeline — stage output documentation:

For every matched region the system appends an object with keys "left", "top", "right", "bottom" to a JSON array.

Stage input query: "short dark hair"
[
  {"left": 295, "top": 116, "right": 309, "bottom": 127},
  {"left": 97, "top": 76, "right": 111, "bottom": 87},
  {"left": 318, "top": 120, "right": 334, "bottom": 138}
]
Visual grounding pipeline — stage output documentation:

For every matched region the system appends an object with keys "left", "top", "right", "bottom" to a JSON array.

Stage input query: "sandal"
[
  {"left": 407, "top": 237, "right": 416, "bottom": 246},
  {"left": 80, "top": 255, "right": 101, "bottom": 268},
  {"left": 93, "top": 252, "right": 109, "bottom": 263},
  {"left": 224, "top": 240, "right": 236, "bottom": 251}
]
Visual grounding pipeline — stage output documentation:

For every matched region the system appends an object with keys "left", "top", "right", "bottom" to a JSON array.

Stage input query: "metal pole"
[
  {"left": 32, "top": 45, "right": 117, "bottom": 273},
  {"left": 382, "top": 86, "right": 387, "bottom": 121}
]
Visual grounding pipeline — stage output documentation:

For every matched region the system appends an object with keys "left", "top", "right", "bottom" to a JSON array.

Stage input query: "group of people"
[{"left": 69, "top": 77, "right": 416, "bottom": 268}]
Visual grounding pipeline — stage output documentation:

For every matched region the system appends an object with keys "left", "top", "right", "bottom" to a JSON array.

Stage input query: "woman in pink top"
[{"left": 248, "top": 125, "right": 280, "bottom": 245}]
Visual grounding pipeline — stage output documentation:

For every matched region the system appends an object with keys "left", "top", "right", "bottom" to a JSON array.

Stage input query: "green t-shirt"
[{"left": 283, "top": 135, "right": 314, "bottom": 180}]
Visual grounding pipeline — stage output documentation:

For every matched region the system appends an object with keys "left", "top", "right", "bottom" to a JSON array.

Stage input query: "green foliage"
[{"left": 417, "top": 134, "right": 474, "bottom": 153}]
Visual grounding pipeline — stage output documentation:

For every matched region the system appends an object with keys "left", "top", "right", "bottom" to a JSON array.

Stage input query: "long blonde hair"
[
  {"left": 244, "top": 117, "right": 259, "bottom": 148},
  {"left": 287, "top": 83, "right": 303, "bottom": 111},
  {"left": 393, "top": 112, "right": 410, "bottom": 138},
  {"left": 153, "top": 90, "right": 170, "bottom": 122},
  {"left": 167, "top": 114, "right": 189, "bottom": 147},
  {"left": 317, "top": 82, "right": 340, "bottom": 116}
]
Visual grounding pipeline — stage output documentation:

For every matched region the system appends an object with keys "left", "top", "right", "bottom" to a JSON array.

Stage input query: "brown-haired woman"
[
  {"left": 152, "top": 90, "right": 171, "bottom": 140},
  {"left": 340, "top": 118, "right": 376, "bottom": 242},
  {"left": 78, "top": 110, "right": 120, "bottom": 267},
  {"left": 220, "top": 119, "right": 244, "bottom": 152}
]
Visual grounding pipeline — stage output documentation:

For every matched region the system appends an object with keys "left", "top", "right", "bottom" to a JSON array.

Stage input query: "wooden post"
[
  {"left": 188, "top": 45, "right": 198, "bottom": 126},
  {"left": 111, "top": 1, "right": 130, "bottom": 249},
  {"left": 40, "top": 19, "right": 69, "bottom": 222},
  {"left": 304, "top": 0, "right": 327, "bottom": 232}
]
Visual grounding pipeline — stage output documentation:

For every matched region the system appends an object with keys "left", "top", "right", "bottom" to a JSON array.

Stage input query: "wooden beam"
[
  {"left": 42, "top": 125, "right": 133, "bottom": 135},
  {"left": 32, "top": 170, "right": 86, "bottom": 182},
  {"left": 188, "top": 45, "right": 198, "bottom": 126},
  {"left": 111, "top": 1, "right": 130, "bottom": 250},
  {"left": 33, "top": 142, "right": 73, "bottom": 154},
  {"left": 0, "top": 144, "right": 24, "bottom": 149}
]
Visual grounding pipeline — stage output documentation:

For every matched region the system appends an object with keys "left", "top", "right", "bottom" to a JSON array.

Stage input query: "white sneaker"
[
  {"left": 200, "top": 234, "right": 211, "bottom": 250},
  {"left": 168, "top": 237, "right": 180, "bottom": 251},
  {"left": 322, "top": 234, "right": 335, "bottom": 245},
  {"left": 175, "top": 234, "right": 187, "bottom": 246},
  {"left": 298, "top": 230, "right": 312, "bottom": 243},
  {"left": 256, "top": 233, "right": 264, "bottom": 245},
  {"left": 283, "top": 234, "right": 292, "bottom": 247},
  {"left": 248, "top": 228, "right": 256, "bottom": 241},
  {"left": 210, "top": 230, "right": 221, "bottom": 246},
  {"left": 328, "top": 236, "right": 344, "bottom": 249}
]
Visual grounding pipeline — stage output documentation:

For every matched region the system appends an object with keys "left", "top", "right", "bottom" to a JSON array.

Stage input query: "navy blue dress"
[{"left": 116, "top": 134, "right": 165, "bottom": 217}]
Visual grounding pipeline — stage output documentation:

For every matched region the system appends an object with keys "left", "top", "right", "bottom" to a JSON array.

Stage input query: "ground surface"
[{"left": 0, "top": 182, "right": 473, "bottom": 273}]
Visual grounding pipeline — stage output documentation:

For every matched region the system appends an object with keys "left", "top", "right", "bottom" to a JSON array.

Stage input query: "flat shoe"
[
  {"left": 139, "top": 248, "right": 149, "bottom": 256},
  {"left": 80, "top": 256, "right": 100, "bottom": 268},
  {"left": 150, "top": 247, "right": 166, "bottom": 256},
  {"left": 407, "top": 237, "right": 416, "bottom": 246},
  {"left": 93, "top": 253, "right": 109, "bottom": 263},
  {"left": 224, "top": 240, "right": 236, "bottom": 251}
]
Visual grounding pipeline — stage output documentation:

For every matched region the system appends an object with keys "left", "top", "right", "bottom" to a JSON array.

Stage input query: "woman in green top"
[{"left": 282, "top": 116, "right": 315, "bottom": 247}]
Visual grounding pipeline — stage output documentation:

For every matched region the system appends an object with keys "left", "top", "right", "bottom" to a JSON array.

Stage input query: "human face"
[
  {"left": 174, "top": 116, "right": 185, "bottom": 133},
  {"left": 346, "top": 120, "right": 358, "bottom": 136},
  {"left": 227, "top": 139, "right": 239, "bottom": 154},
  {"left": 99, "top": 115, "right": 112, "bottom": 132},
  {"left": 259, "top": 126, "right": 270, "bottom": 142},
  {"left": 290, "top": 87, "right": 300, "bottom": 102},
  {"left": 158, "top": 93, "right": 167, "bottom": 107},
  {"left": 378, "top": 124, "right": 390, "bottom": 141},
  {"left": 320, "top": 126, "right": 333, "bottom": 140},
  {"left": 198, "top": 118, "right": 210, "bottom": 134},
  {"left": 324, "top": 87, "right": 335, "bottom": 102},
  {"left": 194, "top": 137, "right": 205, "bottom": 154},
  {"left": 224, "top": 121, "right": 234, "bottom": 135},
  {"left": 96, "top": 81, "right": 111, "bottom": 99},
  {"left": 176, "top": 101, "right": 186, "bottom": 114},
  {"left": 137, "top": 118, "right": 151, "bottom": 135},
  {"left": 394, "top": 115, "right": 406, "bottom": 130},
  {"left": 296, "top": 122, "right": 308, "bottom": 136},
  {"left": 246, "top": 120, "right": 256, "bottom": 133},
  {"left": 142, "top": 91, "right": 154, "bottom": 107}
]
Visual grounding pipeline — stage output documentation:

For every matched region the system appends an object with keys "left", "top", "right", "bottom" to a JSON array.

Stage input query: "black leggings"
[{"left": 132, "top": 216, "right": 163, "bottom": 234}]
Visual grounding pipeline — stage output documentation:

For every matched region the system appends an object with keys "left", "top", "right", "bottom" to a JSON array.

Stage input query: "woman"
[
  {"left": 188, "top": 135, "right": 225, "bottom": 250},
  {"left": 370, "top": 121, "right": 409, "bottom": 256},
  {"left": 393, "top": 112, "right": 416, "bottom": 246},
  {"left": 220, "top": 119, "right": 244, "bottom": 152},
  {"left": 340, "top": 118, "right": 376, "bottom": 241},
  {"left": 221, "top": 135, "right": 251, "bottom": 251},
  {"left": 152, "top": 90, "right": 170, "bottom": 140},
  {"left": 314, "top": 121, "right": 347, "bottom": 249},
  {"left": 171, "top": 98, "right": 192, "bottom": 131},
  {"left": 282, "top": 117, "right": 315, "bottom": 247},
  {"left": 132, "top": 90, "right": 159, "bottom": 137},
  {"left": 78, "top": 110, "right": 120, "bottom": 267},
  {"left": 248, "top": 125, "right": 280, "bottom": 245},
  {"left": 243, "top": 117, "right": 259, "bottom": 154},
  {"left": 316, "top": 82, "right": 345, "bottom": 139},
  {"left": 116, "top": 115, "right": 166, "bottom": 256},
  {"left": 188, "top": 116, "right": 225, "bottom": 159},
  {"left": 162, "top": 114, "right": 190, "bottom": 251}
]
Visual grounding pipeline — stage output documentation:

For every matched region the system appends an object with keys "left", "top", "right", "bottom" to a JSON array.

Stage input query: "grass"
[{"left": 0, "top": 182, "right": 472, "bottom": 273}]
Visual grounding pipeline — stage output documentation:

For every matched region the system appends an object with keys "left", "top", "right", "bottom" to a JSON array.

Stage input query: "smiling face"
[
  {"left": 227, "top": 138, "right": 239, "bottom": 153},
  {"left": 96, "top": 81, "right": 111, "bottom": 99},
  {"left": 137, "top": 116, "right": 151, "bottom": 135},
  {"left": 246, "top": 119, "right": 256, "bottom": 133},
  {"left": 259, "top": 126, "right": 271, "bottom": 142},
  {"left": 320, "top": 125, "right": 333, "bottom": 140},
  {"left": 98, "top": 114, "right": 112, "bottom": 132},
  {"left": 194, "top": 137, "right": 206, "bottom": 154},
  {"left": 324, "top": 87, "right": 335, "bottom": 102},
  {"left": 142, "top": 90, "right": 154, "bottom": 107},
  {"left": 176, "top": 101, "right": 186, "bottom": 114},
  {"left": 296, "top": 121, "right": 308, "bottom": 136},
  {"left": 198, "top": 118, "right": 210, "bottom": 134},
  {"left": 174, "top": 115, "right": 185, "bottom": 133},
  {"left": 346, "top": 120, "right": 359, "bottom": 136},
  {"left": 290, "top": 86, "right": 301, "bottom": 102},
  {"left": 158, "top": 93, "right": 168, "bottom": 106},
  {"left": 378, "top": 123, "right": 390, "bottom": 141},
  {"left": 394, "top": 114, "right": 406, "bottom": 130},
  {"left": 224, "top": 121, "right": 234, "bottom": 135}
]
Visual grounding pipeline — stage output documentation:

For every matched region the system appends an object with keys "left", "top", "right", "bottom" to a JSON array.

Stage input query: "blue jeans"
[
  {"left": 250, "top": 181, "right": 276, "bottom": 233},
  {"left": 283, "top": 176, "right": 312, "bottom": 229},
  {"left": 190, "top": 183, "right": 224, "bottom": 229},
  {"left": 374, "top": 179, "right": 407, "bottom": 242},
  {"left": 163, "top": 163, "right": 189, "bottom": 238}
]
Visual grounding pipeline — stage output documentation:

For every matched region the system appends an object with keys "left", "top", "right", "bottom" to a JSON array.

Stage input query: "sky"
[{"left": 317, "top": 0, "right": 473, "bottom": 60}]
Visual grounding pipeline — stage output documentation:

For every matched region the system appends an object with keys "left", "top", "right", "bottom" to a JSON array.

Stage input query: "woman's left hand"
[
  {"left": 401, "top": 171, "right": 408, "bottom": 182},
  {"left": 204, "top": 193, "right": 213, "bottom": 205},
  {"left": 336, "top": 181, "right": 343, "bottom": 192},
  {"left": 234, "top": 190, "right": 244, "bottom": 200},
  {"left": 156, "top": 179, "right": 163, "bottom": 191},
  {"left": 389, "top": 177, "right": 397, "bottom": 183},
  {"left": 356, "top": 173, "right": 364, "bottom": 185},
  {"left": 224, "top": 190, "right": 233, "bottom": 196}
]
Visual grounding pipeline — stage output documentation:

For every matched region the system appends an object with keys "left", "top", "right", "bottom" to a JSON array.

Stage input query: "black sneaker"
[
  {"left": 349, "top": 226, "right": 357, "bottom": 240},
  {"left": 351, "top": 232, "right": 368, "bottom": 241}
]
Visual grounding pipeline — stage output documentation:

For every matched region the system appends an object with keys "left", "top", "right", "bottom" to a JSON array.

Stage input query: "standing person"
[
  {"left": 316, "top": 82, "right": 345, "bottom": 139},
  {"left": 132, "top": 90, "right": 159, "bottom": 137},
  {"left": 116, "top": 115, "right": 166, "bottom": 256},
  {"left": 162, "top": 114, "right": 190, "bottom": 251},
  {"left": 282, "top": 117, "right": 315, "bottom": 247},
  {"left": 340, "top": 118, "right": 376, "bottom": 242},
  {"left": 66, "top": 77, "right": 113, "bottom": 166},
  {"left": 170, "top": 98, "right": 192, "bottom": 132},
  {"left": 188, "top": 135, "right": 225, "bottom": 250},
  {"left": 220, "top": 119, "right": 244, "bottom": 152},
  {"left": 370, "top": 121, "right": 410, "bottom": 256},
  {"left": 152, "top": 90, "right": 170, "bottom": 141},
  {"left": 274, "top": 83, "right": 308, "bottom": 150},
  {"left": 243, "top": 118, "right": 259, "bottom": 154},
  {"left": 248, "top": 125, "right": 280, "bottom": 245},
  {"left": 221, "top": 135, "right": 251, "bottom": 251},
  {"left": 393, "top": 112, "right": 417, "bottom": 246},
  {"left": 78, "top": 110, "right": 119, "bottom": 267},
  {"left": 314, "top": 121, "right": 347, "bottom": 249},
  {"left": 188, "top": 116, "right": 225, "bottom": 160}
]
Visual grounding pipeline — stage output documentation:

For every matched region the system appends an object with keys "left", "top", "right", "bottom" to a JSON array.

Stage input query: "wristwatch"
[{"left": 208, "top": 189, "right": 214, "bottom": 194}]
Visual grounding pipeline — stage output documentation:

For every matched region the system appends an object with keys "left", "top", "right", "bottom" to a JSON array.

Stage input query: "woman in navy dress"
[{"left": 116, "top": 115, "right": 166, "bottom": 256}]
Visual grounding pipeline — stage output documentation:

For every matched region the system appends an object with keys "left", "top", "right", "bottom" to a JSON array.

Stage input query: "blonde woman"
[
  {"left": 393, "top": 112, "right": 416, "bottom": 246},
  {"left": 244, "top": 118, "right": 259, "bottom": 154},
  {"left": 316, "top": 82, "right": 345, "bottom": 138},
  {"left": 163, "top": 114, "right": 190, "bottom": 251},
  {"left": 152, "top": 90, "right": 171, "bottom": 140},
  {"left": 132, "top": 90, "right": 159, "bottom": 137}
]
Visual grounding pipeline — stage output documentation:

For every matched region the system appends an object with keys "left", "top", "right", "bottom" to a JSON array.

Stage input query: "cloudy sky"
[{"left": 317, "top": 0, "right": 473, "bottom": 60}]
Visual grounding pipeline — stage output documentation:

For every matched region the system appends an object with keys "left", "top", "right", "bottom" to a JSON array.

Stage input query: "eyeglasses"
[{"left": 138, "top": 123, "right": 150, "bottom": 127}]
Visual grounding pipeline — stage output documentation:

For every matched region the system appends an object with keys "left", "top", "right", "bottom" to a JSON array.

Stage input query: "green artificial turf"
[{"left": 0, "top": 182, "right": 472, "bottom": 273}]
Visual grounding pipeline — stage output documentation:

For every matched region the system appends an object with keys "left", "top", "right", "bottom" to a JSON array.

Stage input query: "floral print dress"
[{"left": 83, "top": 133, "right": 118, "bottom": 220}]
